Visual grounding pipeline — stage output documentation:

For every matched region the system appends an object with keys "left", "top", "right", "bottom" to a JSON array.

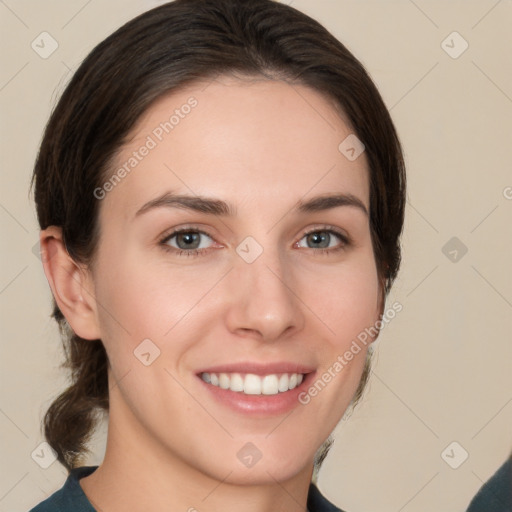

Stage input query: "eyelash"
[{"left": 158, "top": 225, "right": 351, "bottom": 258}]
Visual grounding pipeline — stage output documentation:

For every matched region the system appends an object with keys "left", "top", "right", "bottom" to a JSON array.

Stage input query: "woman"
[{"left": 29, "top": 0, "right": 406, "bottom": 510}]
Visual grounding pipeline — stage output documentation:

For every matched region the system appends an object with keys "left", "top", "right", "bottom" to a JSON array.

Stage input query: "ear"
[
  {"left": 39, "top": 226, "right": 101, "bottom": 340},
  {"left": 369, "top": 271, "right": 388, "bottom": 345},
  {"left": 377, "top": 273, "right": 387, "bottom": 319}
]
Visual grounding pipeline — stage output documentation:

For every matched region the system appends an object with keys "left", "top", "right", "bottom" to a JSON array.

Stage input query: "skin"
[{"left": 41, "top": 76, "right": 383, "bottom": 512}]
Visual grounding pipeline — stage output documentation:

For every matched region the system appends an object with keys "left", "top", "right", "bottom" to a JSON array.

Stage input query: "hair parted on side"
[{"left": 31, "top": 0, "right": 406, "bottom": 472}]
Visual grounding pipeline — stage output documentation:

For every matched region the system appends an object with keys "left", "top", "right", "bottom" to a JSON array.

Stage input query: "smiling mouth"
[{"left": 200, "top": 372, "right": 305, "bottom": 395}]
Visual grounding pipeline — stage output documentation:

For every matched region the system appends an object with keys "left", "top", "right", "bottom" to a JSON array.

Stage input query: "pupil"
[
  {"left": 309, "top": 232, "right": 329, "bottom": 248},
  {"left": 178, "top": 232, "right": 199, "bottom": 249}
]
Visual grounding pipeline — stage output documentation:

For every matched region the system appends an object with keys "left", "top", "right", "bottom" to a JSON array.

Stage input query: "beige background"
[{"left": 1, "top": 1, "right": 511, "bottom": 511}]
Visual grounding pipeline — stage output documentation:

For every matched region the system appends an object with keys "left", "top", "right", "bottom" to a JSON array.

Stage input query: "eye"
[
  {"left": 159, "top": 228, "right": 216, "bottom": 256},
  {"left": 296, "top": 227, "right": 350, "bottom": 254},
  {"left": 158, "top": 225, "right": 350, "bottom": 258}
]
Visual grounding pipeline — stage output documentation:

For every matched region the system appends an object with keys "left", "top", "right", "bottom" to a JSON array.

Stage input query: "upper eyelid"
[{"left": 303, "top": 224, "right": 348, "bottom": 238}]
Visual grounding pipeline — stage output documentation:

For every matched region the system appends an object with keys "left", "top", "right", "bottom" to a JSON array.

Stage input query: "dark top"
[
  {"left": 29, "top": 465, "right": 346, "bottom": 512},
  {"left": 465, "top": 457, "right": 512, "bottom": 512}
]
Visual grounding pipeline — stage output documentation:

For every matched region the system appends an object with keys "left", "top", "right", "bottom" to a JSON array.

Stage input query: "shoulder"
[
  {"left": 465, "top": 456, "right": 512, "bottom": 512},
  {"left": 28, "top": 466, "right": 98, "bottom": 512},
  {"left": 308, "top": 482, "right": 348, "bottom": 512}
]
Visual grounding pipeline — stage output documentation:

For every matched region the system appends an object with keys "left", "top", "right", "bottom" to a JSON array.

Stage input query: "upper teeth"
[{"left": 201, "top": 372, "right": 304, "bottom": 395}]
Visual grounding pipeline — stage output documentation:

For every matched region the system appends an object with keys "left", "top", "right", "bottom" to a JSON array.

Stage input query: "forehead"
[{"left": 102, "top": 76, "right": 370, "bottom": 219}]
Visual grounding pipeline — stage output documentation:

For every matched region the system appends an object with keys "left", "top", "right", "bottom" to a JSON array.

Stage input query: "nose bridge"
[
  {"left": 226, "top": 237, "right": 303, "bottom": 340},
  {"left": 247, "top": 246, "right": 289, "bottom": 300}
]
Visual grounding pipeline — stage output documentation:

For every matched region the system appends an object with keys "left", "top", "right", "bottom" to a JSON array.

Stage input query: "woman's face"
[{"left": 89, "top": 76, "right": 381, "bottom": 483}]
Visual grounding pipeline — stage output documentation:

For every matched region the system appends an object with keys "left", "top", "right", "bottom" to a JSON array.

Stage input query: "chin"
[
  {"left": 220, "top": 460, "right": 311, "bottom": 486},
  {"left": 198, "top": 442, "right": 314, "bottom": 486}
]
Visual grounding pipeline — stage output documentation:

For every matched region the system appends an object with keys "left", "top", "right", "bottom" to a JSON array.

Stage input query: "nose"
[{"left": 224, "top": 245, "right": 305, "bottom": 342}]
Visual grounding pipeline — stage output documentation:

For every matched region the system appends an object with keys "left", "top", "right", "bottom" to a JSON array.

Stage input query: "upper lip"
[{"left": 196, "top": 361, "right": 315, "bottom": 376}]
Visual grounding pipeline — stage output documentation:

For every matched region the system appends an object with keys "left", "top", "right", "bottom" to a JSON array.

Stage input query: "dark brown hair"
[{"left": 31, "top": 0, "right": 406, "bottom": 472}]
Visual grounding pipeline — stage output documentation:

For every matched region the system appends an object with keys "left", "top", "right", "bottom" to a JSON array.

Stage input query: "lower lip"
[{"left": 197, "top": 372, "right": 316, "bottom": 416}]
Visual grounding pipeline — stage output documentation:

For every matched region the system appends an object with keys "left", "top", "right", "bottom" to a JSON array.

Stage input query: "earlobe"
[{"left": 39, "top": 226, "right": 101, "bottom": 340}]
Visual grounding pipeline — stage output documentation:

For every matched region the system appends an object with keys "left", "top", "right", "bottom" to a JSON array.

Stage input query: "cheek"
[
  {"left": 302, "top": 255, "right": 380, "bottom": 347},
  {"left": 92, "top": 247, "right": 217, "bottom": 361},
  {"left": 91, "top": 248, "right": 168, "bottom": 359},
  {"left": 297, "top": 251, "right": 379, "bottom": 405}
]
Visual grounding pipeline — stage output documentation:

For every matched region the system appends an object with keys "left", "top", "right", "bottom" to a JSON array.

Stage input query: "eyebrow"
[{"left": 134, "top": 191, "right": 368, "bottom": 218}]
